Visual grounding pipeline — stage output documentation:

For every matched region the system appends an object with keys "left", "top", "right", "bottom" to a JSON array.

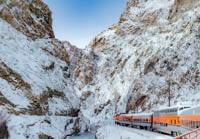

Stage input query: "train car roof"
[
  {"left": 153, "top": 106, "right": 178, "bottom": 112},
  {"left": 120, "top": 112, "right": 153, "bottom": 117},
  {"left": 153, "top": 105, "right": 190, "bottom": 112},
  {"left": 178, "top": 106, "right": 200, "bottom": 115}
]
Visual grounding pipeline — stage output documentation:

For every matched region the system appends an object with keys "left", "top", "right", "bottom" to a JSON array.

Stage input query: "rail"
[{"left": 174, "top": 128, "right": 200, "bottom": 139}]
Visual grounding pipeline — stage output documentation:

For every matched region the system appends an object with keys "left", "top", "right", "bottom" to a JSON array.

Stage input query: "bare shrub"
[
  {"left": 0, "top": 111, "right": 9, "bottom": 139},
  {"left": 0, "top": 120, "right": 9, "bottom": 139}
]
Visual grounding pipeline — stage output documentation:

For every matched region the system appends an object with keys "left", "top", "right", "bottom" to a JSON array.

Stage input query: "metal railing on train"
[{"left": 174, "top": 128, "right": 200, "bottom": 139}]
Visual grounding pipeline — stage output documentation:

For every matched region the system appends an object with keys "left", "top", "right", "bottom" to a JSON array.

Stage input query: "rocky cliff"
[
  {"left": 0, "top": 0, "right": 200, "bottom": 138},
  {"left": 80, "top": 0, "right": 200, "bottom": 128},
  {"left": 0, "top": 0, "right": 94, "bottom": 138},
  {"left": 0, "top": 0, "right": 54, "bottom": 39}
]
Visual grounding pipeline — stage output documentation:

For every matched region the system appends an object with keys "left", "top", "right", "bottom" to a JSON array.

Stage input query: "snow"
[
  {"left": 0, "top": 18, "right": 79, "bottom": 110},
  {"left": 96, "top": 125, "right": 173, "bottom": 139},
  {"left": 144, "top": 0, "right": 174, "bottom": 11},
  {"left": 80, "top": 0, "right": 200, "bottom": 129},
  {"left": 0, "top": 78, "right": 30, "bottom": 108},
  {"left": 0, "top": 16, "right": 80, "bottom": 138},
  {"left": 0, "top": 0, "right": 200, "bottom": 138},
  {"left": 7, "top": 115, "right": 75, "bottom": 139},
  {"left": 69, "top": 133, "right": 95, "bottom": 139}
]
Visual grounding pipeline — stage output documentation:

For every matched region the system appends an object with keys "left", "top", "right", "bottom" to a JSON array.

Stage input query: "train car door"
[{"left": 151, "top": 115, "right": 153, "bottom": 128}]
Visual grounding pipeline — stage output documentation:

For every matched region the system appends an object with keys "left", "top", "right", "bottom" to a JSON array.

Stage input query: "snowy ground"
[
  {"left": 7, "top": 115, "right": 76, "bottom": 139},
  {"left": 68, "top": 133, "right": 95, "bottom": 139},
  {"left": 68, "top": 125, "right": 173, "bottom": 139},
  {"left": 96, "top": 125, "right": 173, "bottom": 139}
]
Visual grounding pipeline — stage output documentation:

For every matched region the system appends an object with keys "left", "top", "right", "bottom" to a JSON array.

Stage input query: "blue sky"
[{"left": 44, "top": 0, "right": 126, "bottom": 48}]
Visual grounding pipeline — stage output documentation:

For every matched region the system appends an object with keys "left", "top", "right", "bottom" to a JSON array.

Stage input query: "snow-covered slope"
[
  {"left": 0, "top": 0, "right": 92, "bottom": 138},
  {"left": 0, "top": 17, "right": 81, "bottom": 138},
  {"left": 80, "top": 0, "right": 200, "bottom": 129},
  {"left": 97, "top": 125, "right": 173, "bottom": 139},
  {"left": 0, "top": 0, "right": 200, "bottom": 138}
]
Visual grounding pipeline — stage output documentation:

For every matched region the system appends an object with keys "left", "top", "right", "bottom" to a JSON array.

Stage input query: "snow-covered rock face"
[
  {"left": 0, "top": 0, "right": 200, "bottom": 137},
  {"left": 0, "top": 17, "right": 82, "bottom": 115},
  {"left": 0, "top": 0, "right": 93, "bottom": 138},
  {"left": 0, "top": 0, "right": 54, "bottom": 39},
  {"left": 0, "top": 18, "right": 82, "bottom": 138},
  {"left": 81, "top": 0, "right": 200, "bottom": 127}
]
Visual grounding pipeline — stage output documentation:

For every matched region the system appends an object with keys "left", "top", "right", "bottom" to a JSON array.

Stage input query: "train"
[{"left": 114, "top": 106, "right": 200, "bottom": 136}]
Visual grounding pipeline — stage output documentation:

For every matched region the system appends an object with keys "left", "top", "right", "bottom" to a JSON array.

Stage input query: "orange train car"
[
  {"left": 114, "top": 113, "right": 153, "bottom": 129},
  {"left": 114, "top": 106, "right": 200, "bottom": 136}
]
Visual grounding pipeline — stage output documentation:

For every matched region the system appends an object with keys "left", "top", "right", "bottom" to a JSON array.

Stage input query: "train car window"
[
  {"left": 179, "top": 107, "right": 184, "bottom": 111},
  {"left": 171, "top": 120, "right": 173, "bottom": 124},
  {"left": 174, "top": 120, "right": 176, "bottom": 124}
]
